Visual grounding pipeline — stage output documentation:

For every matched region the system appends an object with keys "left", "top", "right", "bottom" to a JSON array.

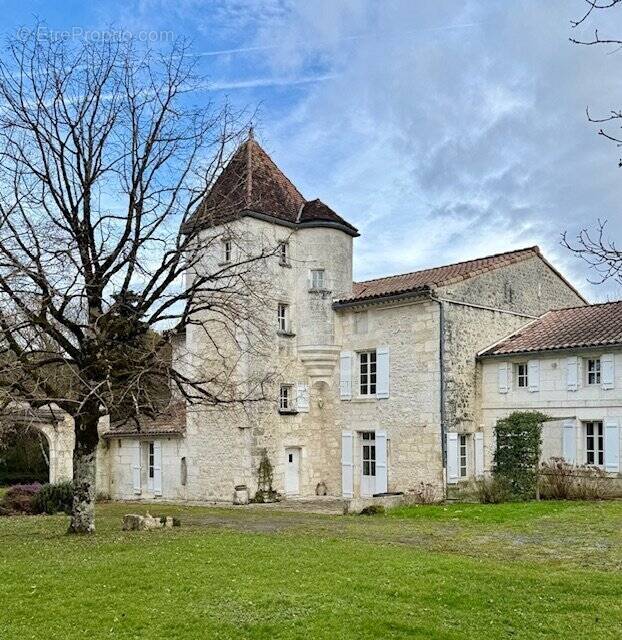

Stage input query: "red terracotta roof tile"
[
  {"left": 480, "top": 300, "right": 622, "bottom": 356},
  {"left": 339, "top": 246, "right": 543, "bottom": 304},
  {"left": 103, "top": 401, "right": 186, "bottom": 437},
  {"left": 186, "top": 136, "right": 358, "bottom": 235}
]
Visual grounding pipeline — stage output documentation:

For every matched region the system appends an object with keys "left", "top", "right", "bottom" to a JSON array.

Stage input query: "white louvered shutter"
[
  {"left": 341, "top": 431, "right": 354, "bottom": 497},
  {"left": 132, "top": 441, "right": 142, "bottom": 495},
  {"left": 153, "top": 440, "right": 162, "bottom": 496},
  {"left": 296, "top": 383, "right": 310, "bottom": 412},
  {"left": 498, "top": 362, "right": 509, "bottom": 394},
  {"left": 528, "top": 360, "right": 540, "bottom": 392},
  {"left": 602, "top": 354, "right": 615, "bottom": 390},
  {"left": 562, "top": 420, "right": 576, "bottom": 465},
  {"left": 376, "top": 346, "right": 390, "bottom": 399},
  {"left": 340, "top": 351, "right": 352, "bottom": 400},
  {"left": 566, "top": 356, "right": 579, "bottom": 391},
  {"left": 375, "top": 431, "right": 388, "bottom": 494},
  {"left": 474, "top": 432, "right": 484, "bottom": 478},
  {"left": 604, "top": 420, "right": 620, "bottom": 473},
  {"left": 446, "top": 433, "right": 459, "bottom": 484}
]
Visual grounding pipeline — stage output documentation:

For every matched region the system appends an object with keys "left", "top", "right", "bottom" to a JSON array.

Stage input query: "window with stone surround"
[
  {"left": 459, "top": 434, "right": 468, "bottom": 477},
  {"left": 359, "top": 350, "right": 377, "bottom": 396},
  {"left": 279, "top": 384, "right": 294, "bottom": 412},
  {"left": 586, "top": 358, "right": 601, "bottom": 385},
  {"left": 278, "top": 242, "right": 289, "bottom": 266},
  {"left": 310, "top": 268, "right": 325, "bottom": 290},
  {"left": 222, "top": 238, "right": 231, "bottom": 263},
  {"left": 516, "top": 363, "right": 528, "bottom": 388},
  {"left": 585, "top": 421, "right": 604, "bottom": 466}
]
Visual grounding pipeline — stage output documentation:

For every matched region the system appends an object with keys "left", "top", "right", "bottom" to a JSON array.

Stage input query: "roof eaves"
[
  {"left": 333, "top": 285, "right": 432, "bottom": 309},
  {"left": 479, "top": 341, "right": 622, "bottom": 359}
]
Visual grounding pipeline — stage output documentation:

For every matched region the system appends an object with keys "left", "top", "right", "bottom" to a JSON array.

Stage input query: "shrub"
[
  {"left": 1, "top": 482, "right": 42, "bottom": 514},
  {"left": 359, "top": 505, "right": 385, "bottom": 515},
  {"left": 474, "top": 475, "right": 510, "bottom": 504},
  {"left": 539, "top": 458, "right": 615, "bottom": 501},
  {"left": 493, "top": 411, "right": 547, "bottom": 500},
  {"left": 32, "top": 481, "right": 73, "bottom": 515},
  {"left": 252, "top": 449, "right": 279, "bottom": 503},
  {"left": 411, "top": 482, "right": 440, "bottom": 504}
]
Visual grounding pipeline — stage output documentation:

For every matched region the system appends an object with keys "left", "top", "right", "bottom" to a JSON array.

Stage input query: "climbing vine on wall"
[{"left": 493, "top": 411, "right": 547, "bottom": 500}]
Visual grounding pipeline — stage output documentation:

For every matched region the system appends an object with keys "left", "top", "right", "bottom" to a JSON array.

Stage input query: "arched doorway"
[{"left": 0, "top": 425, "right": 50, "bottom": 485}]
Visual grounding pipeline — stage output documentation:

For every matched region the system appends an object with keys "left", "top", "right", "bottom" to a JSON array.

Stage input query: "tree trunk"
[{"left": 68, "top": 411, "right": 100, "bottom": 534}]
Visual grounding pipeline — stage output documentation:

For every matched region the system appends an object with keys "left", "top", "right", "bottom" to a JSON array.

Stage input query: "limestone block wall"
[
  {"left": 442, "top": 303, "right": 533, "bottom": 432},
  {"left": 440, "top": 255, "right": 585, "bottom": 315},
  {"left": 177, "top": 216, "right": 356, "bottom": 501},
  {"left": 335, "top": 299, "right": 444, "bottom": 495},
  {"left": 103, "top": 436, "right": 187, "bottom": 501},
  {"left": 438, "top": 255, "right": 587, "bottom": 436},
  {"left": 479, "top": 349, "right": 622, "bottom": 471}
]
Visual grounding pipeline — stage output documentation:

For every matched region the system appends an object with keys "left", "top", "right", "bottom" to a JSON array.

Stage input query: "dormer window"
[
  {"left": 278, "top": 242, "right": 289, "bottom": 266},
  {"left": 310, "top": 269, "right": 325, "bottom": 290},
  {"left": 222, "top": 238, "right": 232, "bottom": 264}
]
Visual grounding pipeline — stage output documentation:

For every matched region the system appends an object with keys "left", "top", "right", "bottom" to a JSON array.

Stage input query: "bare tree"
[
  {"left": 563, "top": 1, "right": 622, "bottom": 287},
  {"left": 0, "top": 28, "right": 274, "bottom": 532}
]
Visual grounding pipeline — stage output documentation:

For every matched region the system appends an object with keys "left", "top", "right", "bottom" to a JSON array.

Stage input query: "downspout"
[{"left": 431, "top": 296, "right": 447, "bottom": 493}]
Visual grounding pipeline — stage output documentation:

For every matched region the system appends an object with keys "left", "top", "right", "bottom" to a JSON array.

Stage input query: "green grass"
[{"left": 1, "top": 500, "right": 621, "bottom": 639}]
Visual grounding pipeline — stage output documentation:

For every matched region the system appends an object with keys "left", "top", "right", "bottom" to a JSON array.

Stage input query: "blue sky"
[{"left": 3, "top": 0, "right": 622, "bottom": 301}]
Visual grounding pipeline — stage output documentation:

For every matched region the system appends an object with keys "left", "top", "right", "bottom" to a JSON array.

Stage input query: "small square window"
[
  {"left": 587, "top": 359, "right": 601, "bottom": 385},
  {"left": 310, "top": 269, "right": 325, "bottom": 290},
  {"left": 516, "top": 363, "right": 528, "bottom": 388},
  {"left": 279, "top": 384, "right": 294, "bottom": 412}
]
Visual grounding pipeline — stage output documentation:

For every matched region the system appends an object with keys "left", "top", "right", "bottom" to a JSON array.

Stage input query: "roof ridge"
[
  {"left": 354, "top": 246, "right": 539, "bottom": 285},
  {"left": 547, "top": 298, "right": 622, "bottom": 313}
]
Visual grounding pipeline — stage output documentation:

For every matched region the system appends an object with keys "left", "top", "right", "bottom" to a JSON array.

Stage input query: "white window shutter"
[
  {"left": 562, "top": 420, "right": 576, "bottom": 465},
  {"left": 296, "top": 383, "right": 310, "bottom": 412},
  {"left": 446, "top": 432, "right": 459, "bottom": 484},
  {"left": 376, "top": 346, "right": 390, "bottom": 399},
  {"left": 528, "top": 360, "right": 540, "bottom": 392},
  {"left": 566, "top": 356, "right": 579, "bottom": 391},
  {"left": 132, "top": 441, "right": 142, "bottom": 495},
  {"left": 341, "top": 431, "right": 354, "bottom": 497},
  {"left": 604, "top": 420, "right": 620, "bottom": 473},
  {"left": 153, "top": 440, "right": 162, "bottom": 496},
  {"left": 339, "top": 351, "right": 352, "bottom": 400},
  {"left": 497, "top": 362, "right": 509, "bottom": 394},
  {"left": 375, "top": 431, "right": 388, "bottom": 494},
  {"left": 602, "top": 354, "right": 615, "bottom": 390},
  {"left": 474, "top": 432, "right": 484, "bottom": 478}
]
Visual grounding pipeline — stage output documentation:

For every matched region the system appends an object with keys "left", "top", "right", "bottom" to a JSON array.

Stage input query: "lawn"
[{"left": 0, "top": 500, "right": 620, "bottom": 639}]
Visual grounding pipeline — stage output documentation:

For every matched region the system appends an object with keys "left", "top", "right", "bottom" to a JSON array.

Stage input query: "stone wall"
[
  {"left": 440, "top": 254, "right": 585, "bottom": 314},
  {"left": 335, "top": 299, "right": 443, "bottom": 495},
  {"left": 479, "top": 349, "right": 622, "bottom": 473}
]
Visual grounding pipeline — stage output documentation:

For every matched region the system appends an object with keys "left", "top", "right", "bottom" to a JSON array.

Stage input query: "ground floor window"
[
  {"left": 362, "top": 432, "right": 376, "bottom": 476},
  {"left": 585, "top": 421, "right": 604, "bottom": 466},
  {"left": 148, "top": 442, "right": 155, "bottom": 479},
  {"left": 459, "top": 434, "right": 468, "bottom": 477}
]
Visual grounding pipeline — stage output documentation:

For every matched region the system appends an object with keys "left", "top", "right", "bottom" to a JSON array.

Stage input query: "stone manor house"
[{"left": 40, "top": 136, "right": 622, "bottom": 503}]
